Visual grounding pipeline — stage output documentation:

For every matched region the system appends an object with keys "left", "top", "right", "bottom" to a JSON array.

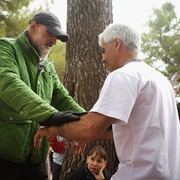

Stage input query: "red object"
[{"left": 50, "top": 137, "right": 65, "bottom": 153}]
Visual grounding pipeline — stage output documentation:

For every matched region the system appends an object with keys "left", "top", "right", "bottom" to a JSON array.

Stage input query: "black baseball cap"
[{"left": 30, "top": 12, "right": 69, "bottom": 42}]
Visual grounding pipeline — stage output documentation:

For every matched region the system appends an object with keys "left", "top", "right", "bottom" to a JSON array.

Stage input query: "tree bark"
[
  {"left": 60, "top": 0, "right": 118, "bottom": 179},
  {"left": 63, "top": 0, "right": 112, "bottom": 110}
]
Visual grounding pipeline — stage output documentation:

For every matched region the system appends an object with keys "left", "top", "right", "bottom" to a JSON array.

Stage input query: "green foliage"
[
  {"left": 0, "top": 0, "right": 31, "bottom": 37},
  {"left": 141, "top": 2, "right": 180, "bottom": 81},
  {"left": 141, "top": 2, "right": 180, "bottom": 94},
  {"left": 0, "top": 0, "right": 54, "bottom": 37},
  {"left": 49, "top": 41, "right": 66, "bottom": 81}
]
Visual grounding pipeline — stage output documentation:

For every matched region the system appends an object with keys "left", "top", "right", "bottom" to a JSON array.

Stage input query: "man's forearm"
[
  {"left": 57, "top": 118, "right": 99, "bottom": 142},
  {"left": 34, "top": 112, "right": 114, "bottom": 147},
  {"left": 58, "top": 121, "right": 113, "bottom": 141}
]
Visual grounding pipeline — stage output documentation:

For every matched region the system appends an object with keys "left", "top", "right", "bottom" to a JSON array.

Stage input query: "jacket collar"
[{"left": 16, "top": 31, "right": 40, "bottom": 64}]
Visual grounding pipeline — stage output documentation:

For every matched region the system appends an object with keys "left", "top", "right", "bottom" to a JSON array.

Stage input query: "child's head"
[{"left": 86, "top": 146, "right": 108, "bottom": 175}]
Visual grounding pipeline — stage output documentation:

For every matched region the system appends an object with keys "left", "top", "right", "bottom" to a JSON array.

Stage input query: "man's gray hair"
[{"left": 98, "top": 23, "right": 141, "bottom": 53}]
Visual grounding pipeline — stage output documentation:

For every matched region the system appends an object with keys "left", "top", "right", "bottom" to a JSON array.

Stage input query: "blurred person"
[
  {"left": 66, "top": 146, "right": 111, "bottom": 180},
  {"left": 34, "top": 23, "right": 180, "bottom": 179},
  {"left": 0, "top": 11, "right": 86, "bottom": 180},
  {"left": 50, "top": 136, "right": 65, "bottom": 180}
]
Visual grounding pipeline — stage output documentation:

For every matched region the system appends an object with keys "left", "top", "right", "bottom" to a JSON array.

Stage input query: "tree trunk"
[{"left": 60, "top": 0, "right": 118, "bottom": 179}]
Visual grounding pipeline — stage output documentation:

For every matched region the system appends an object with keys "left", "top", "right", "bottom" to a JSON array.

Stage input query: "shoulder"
[
  {"left": 0, "top": 37, "right": 15, "bottom": 48},
  {"left": 66, "top": 166, "right": 85, "bottom": 180},
  {"left": 0, "top": 37, "right": 14, "bottom": 42},
  {"left": 104, "top": 63, "right": 142, "bottom": 87}
]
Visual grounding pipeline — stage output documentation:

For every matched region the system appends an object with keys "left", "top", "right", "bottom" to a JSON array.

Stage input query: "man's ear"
[
  {"left": 114, "top": 38, "right": 122, "bottom": 49},
  {"left": 29, "top": 21, "right": 37, "bottom": 31}
]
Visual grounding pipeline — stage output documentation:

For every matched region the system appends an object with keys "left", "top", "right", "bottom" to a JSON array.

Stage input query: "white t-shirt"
[{"left": 90, "top": 60, "right": 180, "bottom": 179}]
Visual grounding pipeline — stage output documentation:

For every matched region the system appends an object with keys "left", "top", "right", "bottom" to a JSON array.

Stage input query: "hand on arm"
[
  {"left": 34, "top": 112, "right": 115, "bottom": 148},
  {"left": 39, "top": 111, "right": 87, "bottom": 126}
]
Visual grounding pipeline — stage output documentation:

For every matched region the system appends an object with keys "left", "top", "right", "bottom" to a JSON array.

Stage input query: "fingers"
[
  {"left": 71, "top": 142, "right": 81, "bottom": 154},
  {"left": 101, "top": 164, "right": 106, "bottom": 171},
  {"left": 71, "top": 112, "right": 87, "bottom": 117},
  {"left": 71, "top": 141, "right": 87, "bottom": 154},
  {"left": 34, "top": 126, "right": 56, "bottom": 148},
  {"left": 34, "top": 131, "right": 42, "bottom": 148},
  {"left": 93, "top": 170, "right": 105, "bottom": 180},
  {"left": 92, "top": 163, "right": 106, "bottom": 179},
  {"left": 77, "top": 141, "right": 87, "bottom": 153}
]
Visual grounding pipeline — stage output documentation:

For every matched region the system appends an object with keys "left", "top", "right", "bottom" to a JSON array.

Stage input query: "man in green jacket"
[{"left": 0, "top": 11, "right": 85, "bottom": 180}]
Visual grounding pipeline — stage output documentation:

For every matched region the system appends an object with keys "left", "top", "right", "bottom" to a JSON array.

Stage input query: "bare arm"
[
  {"left": 34, "top": 112, "right": 116, "bottom": 147},
  {"left": 58, "top": 112, "right": 114, "bottom": 141}
]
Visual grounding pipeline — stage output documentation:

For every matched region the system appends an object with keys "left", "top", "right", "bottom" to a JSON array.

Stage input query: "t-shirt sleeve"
[{"left": 90, "top": 71, "right": 139, "bottom": 123}]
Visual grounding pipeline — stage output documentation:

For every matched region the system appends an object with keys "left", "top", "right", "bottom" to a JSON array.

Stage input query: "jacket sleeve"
[{"left": 50, "top": 68, "right": 85, "bottom": 113}]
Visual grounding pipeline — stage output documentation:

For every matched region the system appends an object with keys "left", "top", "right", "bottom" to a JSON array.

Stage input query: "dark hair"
[{"left": 88, "top": 146, "right": 108, "bottom": 161}]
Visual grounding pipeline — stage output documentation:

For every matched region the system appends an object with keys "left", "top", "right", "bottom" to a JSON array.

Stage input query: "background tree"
[
  {"left": 0, "top": 0, "right": 54, "bottom": 37},
  {"left": 60, "top": 0, "right": 118, "bottom": 179},
  {"left": 141, "top": 2, "right": 180, "bottom": 95}
]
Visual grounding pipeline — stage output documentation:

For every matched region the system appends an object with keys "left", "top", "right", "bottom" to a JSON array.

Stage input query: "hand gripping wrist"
[{"left": 39, "top": 111, "right": 87, "bottom": 126}]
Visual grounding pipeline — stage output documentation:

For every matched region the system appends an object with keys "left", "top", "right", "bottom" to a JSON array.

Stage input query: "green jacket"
[{"left": 0, "top": 31, "right": 84, "bottom": 163}]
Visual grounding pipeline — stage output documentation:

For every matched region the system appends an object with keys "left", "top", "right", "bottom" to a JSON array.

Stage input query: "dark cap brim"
[{"left": 47, "top": 26, "right": 69, "bottom": 42}]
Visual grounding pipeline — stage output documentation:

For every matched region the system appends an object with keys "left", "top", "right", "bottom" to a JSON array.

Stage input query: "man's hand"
[
  {"left": 71, "top": 141, "right": 87, "bottom": 154},
  {"left": 39, "top": 111, "right": 87, "bottom": 126},
  {"left": 34, "top": 126, "right": 59, "bottom": 148}
]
